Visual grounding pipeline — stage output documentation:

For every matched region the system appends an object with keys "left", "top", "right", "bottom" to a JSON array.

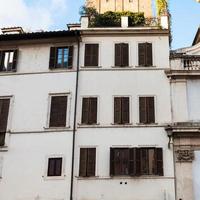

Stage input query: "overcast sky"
[{"left": 0, "top": 0, "right": 199, "bottom": 49}]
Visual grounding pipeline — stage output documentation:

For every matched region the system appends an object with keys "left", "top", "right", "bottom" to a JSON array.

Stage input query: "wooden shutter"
[
  {"left": 87, "top": 148, "right": 96, "bottom": 176},
  {"left": 68, "top": 46, "right": 73, "bottom": 68},
  {"left": 141, "top": 148, "right": 148, "bottom": 175},
  {"left": 47, "top": 158, "right": 55, "bottom": 176},
  {"left": 89, "top": 98, "right": 97, "bottom": 124},
  {"left": 84, "top": 44, "right": 99, "bottom": 67},
  {"left": 110, "top": 148, "right": 115, "bottom": 176},
  {"left": 129, "top": 148, "right": 136, "bottom": 176},
  {"left": 81, "top": 98, "right": 90, "bottom": 124},
  {"left": 138, "top": 43, "right": 146, "bottom": 66},
  {"left": 114, "top": 97, "right": 122, "bottom": 124},
  {"left": 146, "top": 97, "right": 155, "bottom": 123},
  {"left": 135, "top": 148, "right": 141, "bottom": 176},
  {"left": 12, "top": 50, "right": 18, "bottom": 71},
  {"left": 122, "top": 43, "right": 129, "bottom": 67},
  {"left": 115, "top": 44, "right": 122, "bottom": 67},
  {"left": 49, "top": 47, "right": 56, "bottom": 69},
  {"left": 0, "top": 51, "right": 4, "bottom": 71},
  {"left": 49, "top": 96, "right": 67, "bottom": 127},
  {"left": 146, "top": 43, "right": 153, "bottom": 66},
  {"left": 155, "top": 148, "right": 163, "bottom": 176},
  {"left": 139, "top": 97, "right": 147, "bottom": 123},
  {"left": 79, "top": 148, "right": 87, "bottom": 177},
  {"left": 0, "top": 132, "right": 5, "bottom": 146},
  {"left": 122, "top": 97, "right": 129, "bottom": 124},
  {"left": 55, "top": 158, "right": 62, "bottom": 176},
  {"left": 0, "top": 99, "right": 10, "bottom": 132}
]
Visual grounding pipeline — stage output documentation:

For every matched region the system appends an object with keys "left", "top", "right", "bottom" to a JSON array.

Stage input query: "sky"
[{"left": 0, "top": 0, "right": 199, "bottom": 49}]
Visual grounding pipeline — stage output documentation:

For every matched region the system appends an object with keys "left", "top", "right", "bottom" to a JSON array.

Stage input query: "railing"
[
  {"left": 183, "top": 57, "right": 200, "bottom": 70},
  {"left": 144, "top": 17, "right": 160, "bottom": 27}
]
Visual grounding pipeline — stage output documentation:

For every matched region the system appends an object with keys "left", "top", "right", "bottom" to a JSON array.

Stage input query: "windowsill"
[
  {"left": 135, "top": 66, "right": 156, "bottom": 68},
  {"left": 76, "top": 176, "right": 99, "bottom": 180},
  {"left": 77, "top": 123, "right": 100, "bottom": 128},
  {"left": 44, "top": 126, "right": 71, "bottom": 131},
  {"left": 0, "top": 70, "right": 16, "bottom": 74},
  {"left": 111, "top": 123, "right": 133, "bottom": 126},
  {"left": 0, "top": 145, "right": 8, "bottom": 152},
  {"left": 43, "top": 174, "right": 66, "bottom": 180},
  {"left": 111, "top": 66, "right": 133, "bottom": 68},
  {"left": 49, "top": 67, "right": 73, "bottom": 71},
  {"left": 80, "top": 66, "right": 102, "bottom": 68},
  {"left": 136, "top": 123, "right": 158, "bottom": 127}
]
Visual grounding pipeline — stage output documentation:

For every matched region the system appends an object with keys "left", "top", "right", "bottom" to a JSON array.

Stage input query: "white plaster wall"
[{"left": 193, "top": 151, "right": 200, "bottom": 200}]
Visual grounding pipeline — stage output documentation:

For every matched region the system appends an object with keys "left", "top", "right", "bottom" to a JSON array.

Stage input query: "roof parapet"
[{"left": 1, "top": 27, "right": 24, "bottom": 34}]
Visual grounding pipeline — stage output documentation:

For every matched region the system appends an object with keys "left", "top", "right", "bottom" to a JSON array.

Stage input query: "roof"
[
  {"left": 0, "top": 30, "right": 80, "bottom": 41},
  {"left": 192, "top": 27, "right": 200, "bottom": 45}
]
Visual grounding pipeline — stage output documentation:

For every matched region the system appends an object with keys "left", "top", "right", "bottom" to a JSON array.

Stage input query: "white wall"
[{"left": 193, "top": 151, "right": 200, "bottom": 200}]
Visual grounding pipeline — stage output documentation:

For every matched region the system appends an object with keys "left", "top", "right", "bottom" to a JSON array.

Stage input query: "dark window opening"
[{"left": 47, "top": 157, "right": 63, "bottom": 177}]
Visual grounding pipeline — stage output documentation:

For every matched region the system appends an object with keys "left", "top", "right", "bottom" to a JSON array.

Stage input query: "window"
[
  {"left": 115, "top": 43, "right": 129, "bottom": 67},
  {"left": 49, "top": 96, "right": 68, "bottom": 127},
  {"left": 84, "top": 44, "right": 99, "bottom": 67},
  {"left": 114, "top": 97, "right": 129, "bottom": 124},
  {"left": 139, "top": 97, "right": 155, "bottom": 124},
  {"left": 49, "top": 46, "right": 73, "bottom": 69},
  {"left": 0, "top": 50, "right": 18, "bottom": 72},
  {"left": 79, "top": 148, "right": 96, "bottom": 177},
  {"left": 81, "top": 97, "right": 97, "bottom": 125},
  {"left": 110, "top": 148, "right": 163, "bottom": 176},
  {"left": 47, "top": 157, "right": 63, "bottom": 177},
  {"left": 0, "top": 99, "right": 10, "bottom": 146},
  {"left": 138, "top": 43, "right": 153, "bottom": 66}
]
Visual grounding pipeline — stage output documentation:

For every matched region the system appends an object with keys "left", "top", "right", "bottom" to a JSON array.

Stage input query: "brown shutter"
[
  {"left": 155, "top": 148, "right": 163, "bottom": 176},
  {"left": 115, "top": 44, "right": 122, "bottom": 67},
  {"left": 0, "top": 51, "right": 4, "bottom": 71},
  {"left": 138, "top": 43, "right": 146, "bottom": 66},
  {"left": 79, "top": 148, "right": 87, "bottom": 177},
  {"left": 84, "top": 44, "right": 91, "bottom": 66},
  {"left": 146, "top": 43, "right": 153, "bottom": 66},
  {"left": 49, "top": 96, "right": 67, "bottom": 127},
  {"left": 139, "top": 97, "right": 147, "bottom": 123},
  {"left": 129, "top": 148, "right": 136, "bottom": 176},
  {"left": 87, "top": 148, "right": 96, "bottom": 176},
  {"left": 141, "top": 148, "right": 148, "bottom": 175},
  {"left": 81, "top": 98, "right": 90, "bottom": 124},
  {"left": 0, "top": 99, "right": 10, "bottom": 132},
  {"left": 89, "top": 98, "right": 97, "bottom": 124},
  {"left": 92, "top": 44, "right": 99, "bottom": 66},
  {"left": 55, "top": 158, "right": 62, "bottom": 176},
  {"left": 110, "top": 148, "right": 115, "bottom": 176},
  {"left": 114, "top": 97, "right": 122, "bottom": 124},
  {"left": 122, "top": 43, "right": 129, "bottom": 67},
  {"left": 0, "top": 132, "right": 6, "bottom": 146},
  {"left": 147, "top": 97, "right": 155, "bottom": 123},
  {"left": 122, "top": 97, "right": 129, "bottom": 124},
  {"left": 49, "top": 47, "right": 56, "bottom": 69},
  {"left": 68, "top": 46, "right": 73, "bottom": 68},
  {"left": 135, "top": 148, "right": 141, "bottom": 176},
  {"left": 47, "top": 158, "right": 55, "bottom": 176},
  {"left": 84, "top": 44, "right": 99, "bottom": 67},
  {"left": 12, "top": 50, "right": 18, "bottom": 71}
]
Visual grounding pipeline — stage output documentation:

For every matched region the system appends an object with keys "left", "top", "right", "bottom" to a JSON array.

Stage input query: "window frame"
[
  {"left": 46, "top": 93, "right": 71, "bottom": 129},
  {"left": 44, "top": 155, "right": 65, "bottom": 180}
]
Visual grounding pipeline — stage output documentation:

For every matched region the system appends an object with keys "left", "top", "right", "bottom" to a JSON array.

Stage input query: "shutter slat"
[
  {"left": 89, "top": 98, "right": 97, "bottom": 124},
  {"left": 138, "top": 43, "right": 146, "bottom": 66},
  {"left": 114, "top": 97, "right": 122, "bottom": 124},
  {"left": 79, "top": 148, "right": 88, "bottom": 177},
  {"left": 156, "top": 148, "right": 163, "bottom": 176},
  {"left": 49, "top": 47, "right": 56, "bottom": 69},
  {"left": 12, "top": 50, "right": 18, "bottom": 71},
  {"left": 68, "top": 46, "right": 74, "bottom": 68},
  {"left": 49, "top": 96, "right": 67, "bottom": 127},
  {"left": 87, "top": 148, "right": 96, "bottom": 176},
  {"left": 122, "top": 97, "right": 129, "bottom": 124}
]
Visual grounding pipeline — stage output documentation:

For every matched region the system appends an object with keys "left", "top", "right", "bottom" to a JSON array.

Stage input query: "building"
[
  {"left": 0, "top": 2, "right": 176, "bottom": 200},
  {"left": 166, "top": 27, "right": 200, "bottom": 200},
  {"left": 86, "top": 0, "right": 152, "bottom": 17}
]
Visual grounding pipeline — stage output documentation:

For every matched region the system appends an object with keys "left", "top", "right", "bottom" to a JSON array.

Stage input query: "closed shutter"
[
  {"left": 138, "top": 43, "right": 146, "bottom": 66},
  {"left": 87, "top": 148, "right": 96, "bottom": 176},
  {"left": 84, "top": 44, "right": 99, "bottom": 66},
  {"left": 79, "top": 148, "right": 87, "bottom": 177},
  {"left": 141, "top": 148, "right": 149, "bottom": 175},
  {"left": 47, "top": 158, "right": 55, "bottom": 176},
  {"left": 122, "top": 97, "right": 129, "bottom": 124},
  {"left": 54, "top": 158, "right": 62, "bottom": 176},
  {"left": 115, "top": 44, "right": 122, "bottom": 67},
  {"left": 122, "top": 43, "right": 129, "bottom": 67},
  {"left": 49, "top": 47, "right": 56, "bottom": 69},
  {"left": 81, "top": 98, "right": 90, "bottom": 124},
  {"left": 139, "top": 97, "right": 147, "bottom": 123},
  {"left": 129, "top": 148, "right": 136, "bottom": 176},
  {"left": 12, "top": 50, "right": 18, "bottom": 71},
  {"left": 147, "top": 97, "right": 155, "bottom": 123},
  {"left": 114, "top": 97, "right": 122, "bottom": 124},
  {"left": 146, "top": 43, "right": 153, "bottom": 66},
  {"left": 155, "top": 148, "right": 163, "bottom": 176},
  {"left": 135, "top": 148, "right": 141, "bottom": 176},
  {"left": 68, "top": 46, "right": 73, "bottom": 68},
  {"left": 89, "top": 98, "right": 97, "bottom": 124},
  {"left": 110, "top": 148, "right": 115, "bottom": 176},
  {"left": 0, "top": 99, "right": 10, "bottom": 132},
  {"left": 49, "top": 96, "right": 67, "bottom": 127},
  {"left": 0, "top": 51, "right": 4, "bottom": 71}
]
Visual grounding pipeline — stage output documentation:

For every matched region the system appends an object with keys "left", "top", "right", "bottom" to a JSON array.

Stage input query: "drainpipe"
[{"left": 70, "top": 30, "right": 80, "bottom": 200}]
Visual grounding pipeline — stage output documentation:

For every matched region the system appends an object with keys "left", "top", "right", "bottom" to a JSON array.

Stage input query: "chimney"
[
  {"left": 160, "top": 15, "right": 169, "bottom": 30},
  {"left": 1, "top": 27, "right": 24, "bottom": 34},
  {"left": 81, "top": 16, "right": 89, "bottom": 29},
  {"left": 121, "top": 16, "right": 129, "bottom": 28}
]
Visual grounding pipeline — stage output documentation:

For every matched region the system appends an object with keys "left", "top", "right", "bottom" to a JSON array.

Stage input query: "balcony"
[{"left": 183, "top": 56, "right": 200, "bottom": 70}]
